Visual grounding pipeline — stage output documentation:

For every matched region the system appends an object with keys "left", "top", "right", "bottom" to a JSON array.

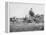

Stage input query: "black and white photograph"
[{"left": 8, "top": 2, "right": 44, "bottom": 32}]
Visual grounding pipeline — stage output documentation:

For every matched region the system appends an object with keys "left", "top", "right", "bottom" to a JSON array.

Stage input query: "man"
[{"left": 29, "top": 8, "right": 34, "bottom": 17}]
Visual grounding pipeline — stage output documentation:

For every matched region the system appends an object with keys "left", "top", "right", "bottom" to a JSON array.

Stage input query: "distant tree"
[
  {"left": 33, "top": 14, "right": 40, "bottom": 23},
  {"left": 29, "top": 8, "right": 34, "bottom": 16},
  {"left": 34, "top": 14, "right": 44, "bottom": 23},
  {"left": 23, "top": 16, "right": 28, "bottom": 23},
  {"left": 35, "top": 14, "right": 40, "bottom": 18},
  {"left": 24, "top": 17, "right": 26, "bottom": 21},
  {"left": 10, "top": 18, "right": 12, "bottom": 22},
  {"left": 39, "top": 14, "right": 44, "bottom": 23},
  {"left": 12, "top": 17, "right": 15, "bottom": 24},
  {"left": 23, "top": 16, "right": 27, "bottom": 21}
]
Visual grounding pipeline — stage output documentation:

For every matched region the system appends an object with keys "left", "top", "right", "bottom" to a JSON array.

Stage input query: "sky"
[{"left": 8, "top": 2, "right": 44, "bottom": 18}]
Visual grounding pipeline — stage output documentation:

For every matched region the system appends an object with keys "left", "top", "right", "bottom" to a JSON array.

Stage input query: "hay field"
[{"left": 10, "top": 22, "right": 44, "bottom": 32}]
